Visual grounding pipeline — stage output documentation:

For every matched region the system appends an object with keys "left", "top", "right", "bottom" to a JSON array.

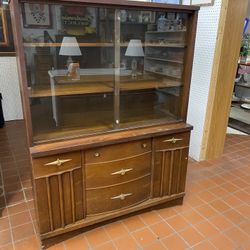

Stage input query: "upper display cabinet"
[{"left": 10, "top": 0, "right": 199, "bottom": 145}]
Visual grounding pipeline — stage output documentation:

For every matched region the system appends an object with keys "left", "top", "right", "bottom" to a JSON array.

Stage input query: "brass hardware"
[
  {"left": 44, "top": 158, "right": 72, "bottom": 167},
  {"left": 142, "top": 143, "right": 147, "bottom": 148},
  {"left": 163, "top": 137, "right": 183, "bottom": 144},
  {"left": 111, "top": 193, "right": 133, "bottom": 201},
  {"left": 111, "top": 168, "right": 133, "bottom": 176},
  {"left": 185, "top": 157, "right": 188, "bottom": 160},
  {"left": 94, "top": 152, "right": 100, "bottom": 157}
]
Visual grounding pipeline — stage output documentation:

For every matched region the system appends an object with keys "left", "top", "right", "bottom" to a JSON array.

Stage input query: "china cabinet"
[{"left": 10, "top": 0, "right": 199, "bottom": 247}]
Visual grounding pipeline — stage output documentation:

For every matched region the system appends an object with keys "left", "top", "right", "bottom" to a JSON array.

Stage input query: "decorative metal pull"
[
  {"left": 111, "top": 168, "right": 133, "bottom": 176},
  {"left": 111, "top": 193, "right": 133, "bottom": 201},
  {"left": 94, "top": 152, "right": 100, "bottom": 157},
  {"left": 163, "top": 137, "right": 183, "bottom": 144},
  {"left": 44, "top": 158, "right": 72, "bottom": 167},
  {"left": 142, "top": 143, "right": 147, "bottom": 148}
]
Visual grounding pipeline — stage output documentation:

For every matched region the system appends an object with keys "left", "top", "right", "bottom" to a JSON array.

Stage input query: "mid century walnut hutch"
[{"left": 10, "top": 0, "right": 199, "bottom": 247}]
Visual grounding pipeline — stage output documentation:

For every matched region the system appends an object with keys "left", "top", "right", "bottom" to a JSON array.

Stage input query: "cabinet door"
[
  {"left": 153, "top": 142, "right": 189, "bottom": 198},
  {"left": 35, "top": 167, "right": 84, "bottom": 234}
]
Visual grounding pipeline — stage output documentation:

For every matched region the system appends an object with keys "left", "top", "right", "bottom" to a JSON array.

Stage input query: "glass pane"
[
  {"left": 119, "top": 9, "right": 188, "bottom": 128},
  {"left": 21, "top": 3, "right": 115, "bottom": 142}
]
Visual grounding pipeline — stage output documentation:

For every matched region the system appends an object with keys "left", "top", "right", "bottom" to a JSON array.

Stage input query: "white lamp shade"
[
  {"left": 125, "top": 39, "right": 144, "bottom": 57},
  {"left": 59, "top": 37, "right": 82, "bottom": 56}
]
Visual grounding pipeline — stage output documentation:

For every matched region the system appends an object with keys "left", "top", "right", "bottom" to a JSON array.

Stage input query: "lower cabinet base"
[{"left": 40, "top": 195, "right": 184, "bottom": 249}]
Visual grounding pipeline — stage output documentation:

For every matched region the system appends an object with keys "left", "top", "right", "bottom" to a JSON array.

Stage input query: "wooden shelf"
[
  {"left": 23, "top": 42, "right": 186, "bottom": 48},
  {"left": 145, "top": 56, "right": 183, "bottom": 64},
  {"left": 146, "top": 30, "right": 186, "bottom": 34},
  {"left": 145, "top": 69, "right": 182, "bottom": 80},
  {"left": 23, "top": 42, "right": 115, "bottom": 48},
  {"left": 29, "top": 75, "right": 182, "bottom": 98}
]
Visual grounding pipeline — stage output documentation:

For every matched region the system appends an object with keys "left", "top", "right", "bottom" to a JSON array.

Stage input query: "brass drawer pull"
[
  {"left": 44, "top": 158, "right": 72, "bottom": 167},
  {"left": 94, "top": 152, "right": 100, "bottom": 157},
  {"left": 111, "top": 193, "right": 133, "bottom": 201},
  {"left": 163, "top": 137, "right": 183, "bottom": 144},
  {"left": 142, "top": 143, "right": 147, "bottom": 148},
  {"left": 111, "top": 168, "right": 133, "bottom": 176}
]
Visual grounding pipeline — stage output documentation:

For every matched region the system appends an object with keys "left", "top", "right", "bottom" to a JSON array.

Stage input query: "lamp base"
[{"left": 131, "top": 58, "right": 138, "bottom": 78}]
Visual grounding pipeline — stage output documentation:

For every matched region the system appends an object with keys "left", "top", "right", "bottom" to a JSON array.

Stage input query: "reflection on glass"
[{"left": 21, "top": 3, "right": 190, "bottom": 142}]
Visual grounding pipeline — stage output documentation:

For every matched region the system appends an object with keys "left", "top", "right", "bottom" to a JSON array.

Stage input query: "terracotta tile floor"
[{"left": 0, "top": 121, "right": 250, "bottom": 250}]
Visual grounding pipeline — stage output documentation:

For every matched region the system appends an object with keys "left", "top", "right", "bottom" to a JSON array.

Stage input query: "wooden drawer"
[
  {"left": 154, "top": 132, "right": 190, "bottom": 151},
  {"left": 33, "top": 151, "right": 82, "bottom": 178},
  {"left": 86, "top": 175, "right": 151, "bottom": 215},
  {"left": 86, "top": 152, "right": 151, "bottom": 188},
  {"left": 85, "top": 139, "right": 151, "bottom": 164}
]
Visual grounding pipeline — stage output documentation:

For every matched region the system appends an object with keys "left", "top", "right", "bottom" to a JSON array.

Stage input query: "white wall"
[
  {"left": 187, "top": 0, "right": 222, "bottom": 160},
  {"left": 0, "top": 57, "right": 23, "bottom": 121}
]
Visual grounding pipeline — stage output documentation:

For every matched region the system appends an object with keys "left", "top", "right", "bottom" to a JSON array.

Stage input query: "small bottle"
[{"left": 157, "top": 15, "right": 167, "bottom": 32}]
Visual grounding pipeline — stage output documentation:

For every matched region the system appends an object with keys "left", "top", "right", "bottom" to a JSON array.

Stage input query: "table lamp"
[
  {"left": 125, "top": 39, "right": 144, "bottom": 78},
  {"left": 59, "top": 36, "right": 82, "bottom": 67}
]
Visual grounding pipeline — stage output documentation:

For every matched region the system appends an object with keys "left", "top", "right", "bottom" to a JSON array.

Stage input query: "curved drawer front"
[
  {"left": 154, "top": 132, "right": 190, "bottom": 151},
  {"left": 86, "top": 152, "right": 151, "bottom": 188},
  {"left": 85, "top": 139, "right": 151, "bottom": 164},
  {"left": 33, "top": 152, "right": 82, "bottom": 178},
  {"left": 86, "top": 175, "right": 151, "bottom": 215}
]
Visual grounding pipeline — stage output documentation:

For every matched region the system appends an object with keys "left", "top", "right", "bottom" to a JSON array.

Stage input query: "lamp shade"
[
  {"left": 59, "top": 37, "right": 82, "bottom": 56},
  {"left": 125, "top": 39, "right": 144, "bottom": 57}
]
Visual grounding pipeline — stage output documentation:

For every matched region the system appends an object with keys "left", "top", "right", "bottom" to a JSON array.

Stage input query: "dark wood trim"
[
  {"left": 15, "top": 0, "right": 200, "bottom": 11},
  {"left": 0, "top": 52, "right": 16, "bottom": 56},
  {"left": 181, "top": 10, "right": 199, "bottom": 120},
  {"left": 9, "top": 0, "right": 33, "bottom": 146},
  {"left": 30, "top": 123, "right": 193, "bottom": 157}
]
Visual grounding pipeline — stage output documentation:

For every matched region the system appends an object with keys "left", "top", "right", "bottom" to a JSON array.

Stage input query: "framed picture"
[
  {"left": 0, "top": 8, "right": 9, "bottom": 47},
  {"left": 22, "top": 3, "right": 52, "bottom": 28},
  {"left": 141, "top": 11, "right": 156, "bottom": 23}
]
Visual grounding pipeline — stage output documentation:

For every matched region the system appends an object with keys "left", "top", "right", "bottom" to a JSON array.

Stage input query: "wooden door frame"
[{"left": 200, "top": 0, "right": 249, "bottom": 160}]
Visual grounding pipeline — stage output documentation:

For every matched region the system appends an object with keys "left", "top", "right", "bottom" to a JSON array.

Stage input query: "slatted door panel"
[
  {"left": 153, "top": 147, "right": 189, "bottom": 198},
  {"left": 35, "top": 167, "right": 84, "bottom": 234}
]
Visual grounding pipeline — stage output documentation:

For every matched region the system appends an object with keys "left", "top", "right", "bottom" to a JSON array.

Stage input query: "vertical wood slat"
[
  {"left": 70, "top": 171, "right": 76, "bottom": 223},
  {"left": 168, "top": 151, "right": 174, "bottom": 195},
  {"left": 160, "top": 151, "right": 166, "bottom": 197},
  {"left": 176, "top": 149, "right": 183, "bottom": 192},
  {"left": 58, "top": 175, "right": 65, "bottom": 228},
  {"left": 46, "top": 177, "right": 53, "bottom": 231}
]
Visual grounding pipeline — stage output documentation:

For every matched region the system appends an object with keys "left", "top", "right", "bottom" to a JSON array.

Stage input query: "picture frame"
[
  {"left": 0, "top": 8, "right": 9, "bottom": 47},
  {"left": 141, "top": 11, "right": 156, "bottom": 23},
  {"left": 22, "top": 3, "right": 52, "bottom": 28}
]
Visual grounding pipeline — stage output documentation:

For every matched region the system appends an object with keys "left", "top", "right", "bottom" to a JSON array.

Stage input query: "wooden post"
[{"left": 201, "top": 0, "right": 249, "bottom": 160}]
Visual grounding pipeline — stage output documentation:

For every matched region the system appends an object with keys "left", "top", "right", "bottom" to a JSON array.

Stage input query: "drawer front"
[
  {"left": 154, "top": 132, "right": 190, "bottom": 151},
  {"left": 86, "top": 152, "right": 151, "bottom": 188},
  {"left": 86, "top": 175, "right": 151, "bottom": 215},
  {"left": 85, "top": 139, "right": 151, "bottom": 164},
  {"left": 33, "top": 151, "right": 82, "bottom": 178}
]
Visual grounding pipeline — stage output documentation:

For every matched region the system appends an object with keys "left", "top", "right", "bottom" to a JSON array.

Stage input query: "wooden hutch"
[{"left": 10, "top": 0, "right": 199, "bottom": 247}]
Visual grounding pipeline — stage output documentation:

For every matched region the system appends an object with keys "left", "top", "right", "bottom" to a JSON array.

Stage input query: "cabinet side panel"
[
  {"left": 73, "top": 169, "right": 84, "bottom": 221},
  {"left": 62, "top": 172, "right": 73, "bottom": 225},
  {"left": 178, "top": 148, "right": 189, "bottom": 193},
  {"left": 35, "top": 178, "right": 51, "bottom": 234},
  {"left": 152, "top": 151, "right": 163, "bottom": 197},
  {"left": 49, "top": 176, "right": 62, "bottom": 230}
]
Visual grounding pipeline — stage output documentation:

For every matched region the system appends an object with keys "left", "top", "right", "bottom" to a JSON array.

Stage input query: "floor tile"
[
  {"left": 85, "top": 227, "right": 110, "bottom": 248},
  {"left": 123, "top": 215, "right": 146, "bottom": 232},
  {"left": 12, "top": 222, "right": 35, "bottom": 242},
  {"left": 161, "top": 234, "right": 188, "bottom": 250},
  {"left": 64, "top": 235, "right": 88, "bottom": 250},
  {"left": 179, "top": 226, "right": 204, "bottom": 246},
  {"left": 150, "top": 221, "right": 174, "bottom": 239},
  {"left": 165, "top": 214, "right": 189, "bottom": 232},
  {"left": 0, "top": 230, "right": 12, "bottom": 247},
  {"left": 104, "top": 221, "right": 128, "bottom": 240},
  {"left": 113, "top": 234, "right": 139, "bottom": 250},
  {"left": 132, "top": 228, "right": 157, "bottom": 246}
]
